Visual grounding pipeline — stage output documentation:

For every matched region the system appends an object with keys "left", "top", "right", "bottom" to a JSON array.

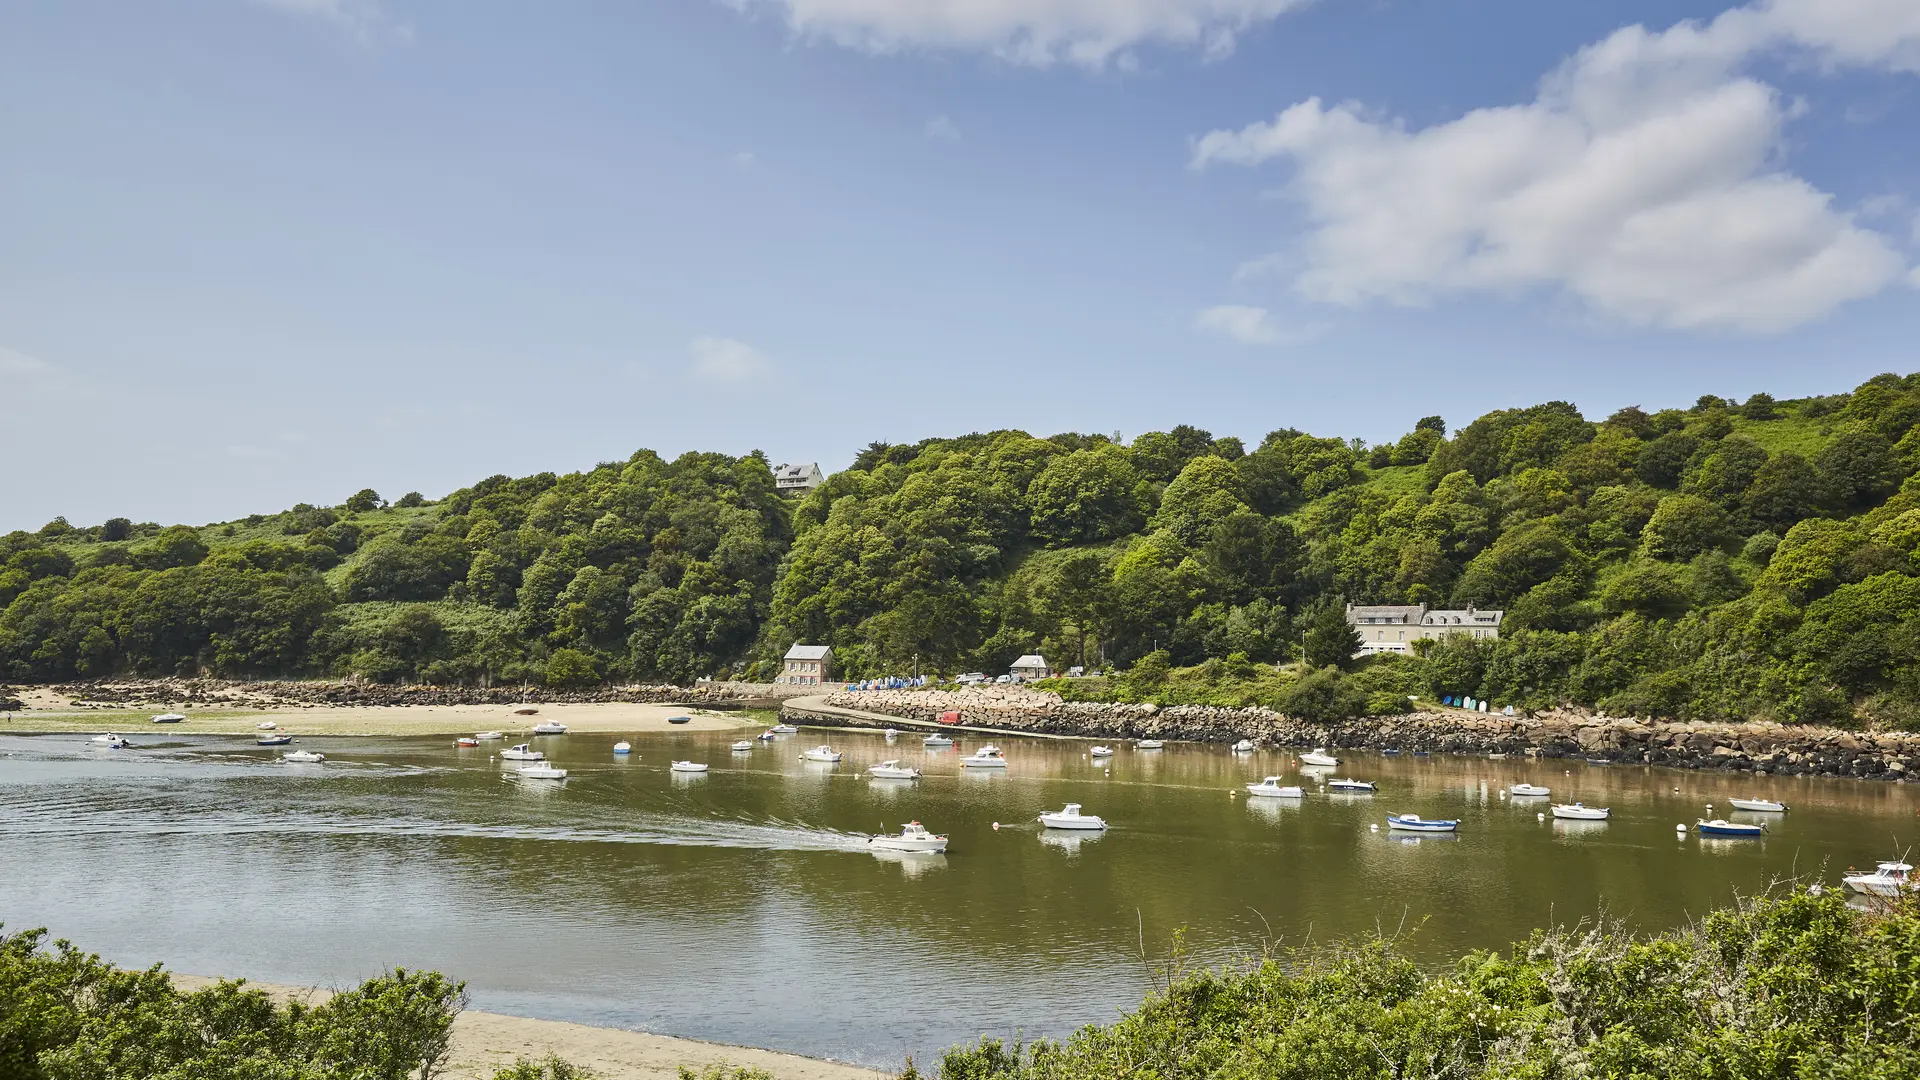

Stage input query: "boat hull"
[
  {"left": 1300, "top": 755, "right": 1337, "bottom": 767},
  {"left": 1697, "top": 821, "right": 1764, "bottom": 837},
  {"left": 1039, "top": 816, "right": 1106, "bottom": 830},
  {"left": 1551, "top": 805, "right": 1610, "bottom": 820},
  {"left": 1727, "top": 799, "right": 1786, "bottom": 812},
  {"left": 1386, "top": 816, "right": 1457, "bottom": 832},
  {"left": 869, "top": 837, "right": 947, "bottom": 853},
  {"left": 1246, "top": 786, "right": 1303, "bottom": 798}
]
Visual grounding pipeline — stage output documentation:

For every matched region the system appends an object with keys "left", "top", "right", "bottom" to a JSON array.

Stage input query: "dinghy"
[
  {"left": 257, "top": 734, "right": 293, "bottom": 746},
  {"left": 456, "top": 737, "right": 479, "bottom": 748},
  {"left": 614, "top": 741, "right": 633, "bottom": 755},
  {"left": 1089, "top": 746, "right": 1114, "bottom": 757},
  {"left": 1134, "top": 739, "right": 1165, "bottom": 750},
  {"left": 1696, "top": 819, "right": 1765, "bottom": 837},
  {"left": 1386, "top": 814, "right": 1457, "bottom": 833},
  {"left": 1231, "top": 739, "right": 1256, "bottom": 753},
  {"left": 729, "top": 740, "right": 752, "bottom": 752},
  {"left": 770, "top": 724, "right": 798, "bottom": 734},
  {"left": 474, "top": 731, "right": 505, "bottom": 741}
]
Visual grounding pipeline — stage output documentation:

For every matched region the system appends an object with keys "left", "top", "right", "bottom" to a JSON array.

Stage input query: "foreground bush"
[
  {"left": 0, "top": 926, "right": 466, "bottom": 1080},
  {"left": 914, "top": 887, "right": 1920, "bottom": 1080}
]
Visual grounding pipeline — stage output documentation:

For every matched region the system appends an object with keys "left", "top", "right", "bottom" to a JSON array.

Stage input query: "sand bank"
[
  {"left": 170, "top": 975, "right": 889, "bottom": 1080},
  {"left": 0, "top": 698, "right": 761, "bottom": 738}
]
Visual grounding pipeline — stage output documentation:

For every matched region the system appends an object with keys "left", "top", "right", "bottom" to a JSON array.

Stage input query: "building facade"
[
  {"left": 780, "top": 644, "right": 833, "bottom": 685},
  {"left": 1010, "top": 654, "right": 1050, "bottom": 682},
  {"left": 773, "top": 462, "right": 824, "bottom": 496},
  {"left": 1345, "top": 603, "right": 1503, "bottom": 656}
]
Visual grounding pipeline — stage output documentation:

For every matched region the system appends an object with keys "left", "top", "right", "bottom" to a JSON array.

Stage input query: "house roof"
[
  {"left": 1423, "top": 608, "right": 1504, "bottom": 625},
  {"left": 1346, "top": 604, "right": 1426, "bottom": 623},
  {"left": 1011, "top": 654, "right": 1048, "bottom": 668},
  {"left": 773, "top": 462, "right": 820, "bottom": 480},
  {"left": 784, "top": 644, "right": 833, "bottom": 660}
]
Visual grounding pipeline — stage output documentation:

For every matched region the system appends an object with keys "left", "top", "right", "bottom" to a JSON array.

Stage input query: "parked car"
[{"left": 956, "top": 672, "right": 988, "bottom": 685}]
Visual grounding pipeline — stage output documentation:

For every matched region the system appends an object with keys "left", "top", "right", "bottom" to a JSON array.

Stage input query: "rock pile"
[{"left": 797, "top": 689, "right": 1919, "bottom": 782}]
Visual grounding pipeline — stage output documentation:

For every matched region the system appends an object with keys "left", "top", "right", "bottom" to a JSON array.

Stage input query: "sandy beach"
[
  {"left": 0, "top": 691, "right": 763, "bottom": 739},
  {"left": 170, "top": 975, "right": 889, "bottom": 1080}
]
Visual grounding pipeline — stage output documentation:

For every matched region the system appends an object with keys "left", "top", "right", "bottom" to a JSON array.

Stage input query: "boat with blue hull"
[
  {"left": 1697, "top": 819, "right": 1766, "bottom": 837},
  {"left": 1386, "top": 814, "right": 1458, "bottom": 833}
]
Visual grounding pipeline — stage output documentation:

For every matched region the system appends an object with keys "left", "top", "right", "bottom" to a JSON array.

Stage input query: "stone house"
[
  {"left": 780, "top": 644, "right": 833, "bottom": 685},
  {"left": 1345, "top": 603, "right": 1503, "bottom": 656}
]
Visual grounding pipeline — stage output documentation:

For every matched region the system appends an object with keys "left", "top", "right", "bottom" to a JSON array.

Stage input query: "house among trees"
[
  {"left": 1345, "top": 603, "right": 1503, "bottom": 656},
  {"left": 780, "top": 644, "right": 832, "bottom": 685},
  {"left": 773, "top": 462, "right": 824, "bottom": 496},
  {"left": 1010, "top": 654, "right": 1050, "bottom": 682}
]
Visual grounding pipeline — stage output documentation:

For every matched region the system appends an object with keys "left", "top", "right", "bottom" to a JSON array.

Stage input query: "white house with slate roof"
[
  {"left": 1345, "top": 603, "right": 1503, "bottom": 656},
  {"left": 773, "top": 462, "right": 823, "bottom": 496},
  {"left": 1010, "top": 654, "right": 1050, "bottom": 682},
  {"left": 781, "top": 644, "right": 832, "bottom": 685}
]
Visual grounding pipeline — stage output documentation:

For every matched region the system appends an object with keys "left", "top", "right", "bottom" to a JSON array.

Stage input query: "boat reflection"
[
  {"left": 1244, "top": 798, "right": 1300, "bottom": 823},
  {"left": 1039, "top": 829, "right": 1104, "bottom": 855},
  {"left": 867, "top": 848, "right": 948, "bottom": 877},
  {"left": 1383, "top": 832, "right": 1458, "bottom": 846},
  {"left": 1551, "top": 818, "right": 1610, "bottom": 839}
]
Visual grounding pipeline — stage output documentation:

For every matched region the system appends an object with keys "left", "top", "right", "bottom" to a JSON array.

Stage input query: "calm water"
[{"left": 2, "top": 727, "right": 1916, "bottom": 1068}]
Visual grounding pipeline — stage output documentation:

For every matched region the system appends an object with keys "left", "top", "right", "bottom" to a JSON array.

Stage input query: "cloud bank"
[{"left": 1192, "top": 0, "right": 1920, "bottom": 332}]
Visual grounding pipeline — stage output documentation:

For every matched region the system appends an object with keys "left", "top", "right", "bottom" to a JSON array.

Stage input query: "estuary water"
[{"left": 2, "top": 727, "right": 1916, "bottom": 1068}]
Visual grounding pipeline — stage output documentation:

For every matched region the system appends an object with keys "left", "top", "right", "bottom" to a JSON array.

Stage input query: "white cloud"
[
  {"left": 733, "top": 150, "right": 757, "bottom": 167},
  {"left": 1192, "top": 304, "right": 1329, "bottom": 345},
  {"left": 924, "top": 115, "right": 962, "bottom": 142},
  {"left": 722, "top": 0, "right": 1312, "bottom": 67},
  {"left": 0, "top": 347, "right": 52, "bottom": 378},
  {"left": 1191, "top": 0, "right": 1918, "bottom": 333},
  {"left": 689, "top": 337, "right": 772, "bottom": 383},
  {"left": 250, "top": 0, "right": 406, "bottom": 41}
]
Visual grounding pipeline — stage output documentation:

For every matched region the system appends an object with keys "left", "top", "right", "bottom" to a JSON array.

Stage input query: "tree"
[
  {"left": 346, "top": 488, "right": 385, "bottom": 514},
  {"left": 1277, "top": 665, "right": 1368, "bottom": 720},
  {"left": 1743, "top": 452, "right": 1821, "bottom": 532},
  {"left": 1027, "top": 447, "right": 1148, "bottom": 545},
  {"left": 544, "top": 647, "right": 600, "bottom": 687},
  {"left": 394, "top": 491, "right": 426, "bottom": 508},
  {"left": 1640, "top": 495, "right": 1732, "bottom": 561},
  {"left": 100, "top": 517, "right": 132, "bottom": 542},
  {"left": 1301, "top": 602, "right": 1360, "bottom": 670}
]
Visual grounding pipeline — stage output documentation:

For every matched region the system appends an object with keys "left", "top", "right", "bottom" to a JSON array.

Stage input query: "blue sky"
[{"left": 4, "top": 0, "right": 1918, "bottom": 531}]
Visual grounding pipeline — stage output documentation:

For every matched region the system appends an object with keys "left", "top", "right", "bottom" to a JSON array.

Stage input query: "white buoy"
[
  {"left": 1370, "top": 823, "right": 1379, "bottom": 832},
  {"left": 1676, "top": 823, "right": 1687, "bottom": 833},
  {"left": 1537, "top": 812, "right": 1546, "bottom": 821},
  {"left": 992, "top": 822, "right": 1000, "bottom": 830}
]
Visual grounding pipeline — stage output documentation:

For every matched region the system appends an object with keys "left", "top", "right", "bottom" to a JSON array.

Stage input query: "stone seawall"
[
  {"left": 785, "top": 687, "right": 1919, "bottom": 783},
  {"left": 22, "top": 678, "right": 760, "bottom": 711}
]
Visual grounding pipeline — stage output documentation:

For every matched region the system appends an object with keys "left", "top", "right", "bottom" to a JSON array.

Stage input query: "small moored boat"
[
  {"left": 90, "top": 733, "right": 131, "bottom": 749},
  {"left": 1697, "top": 819, "right": 1766, "bottom": 837},
  {"left": 475, "top": 731, "right": 505, "bottom": 741},
  {"left": 1509, "top": 783, "right": 1551, "bottom": 797},
  {"left": 1231, "top": 739, "right": 1256, "bottom": 753},
  {"left": 1038, "top": 803, "right": 1107, "bottom": 830},
  {"left": 515, "top": 763, "right": 567, "bottom": 780},
  {"left": 867, "top": 760, "right": 922, "bottom": 780},
  {"left": 729, "top": 740, "right": 752, "bottom": 752},
  {"left": 151, "top": 713, "right": 186, "bottom": 724},
  {"left": 960, "top": 745, "right": 1008, "bottom": 768},
  {"left": 869, "top": 821, "right": 947, "bottom": 853},
  {"left": 499, "top": 744, "right": 544, "bottom": 761},
  {"left": 1843, "top": 861, "right": 1915, "bottom": 897},
  {"left": 456, "top": 737, "right": 479, "bottom": 748},
  {"left": 770, "top": 724, "right": 798, "bottom": 734},
  {"left": 667, "top": 716, "right": 691, "bottom": 725},
  {"left": 532, "top": 721, "right": 569, "bottom": 735},
  {"left": 669, "top": 760, "right": 708, "bottom": 773},
  {"left": 282, "top": 750, "right": 325, "bottom": 764},
  {"left": 1299, "top": 748, "right": 1338, "bottom": 767},
  {"left": 1386, "top": 814, "right": 1457, "bottom": 833},
  {"left": 800, "top": 745, "right": 842, "bottom": 763},
  {"left": 1327, "top": 778, "right": 1376, "bottom": 792},
  {"left": 1551, "top": 802, "right": 1610, "bottom": 820},
  {"left": 1134, "top": 739, "right": 1164, "bottom": 750},
  {"left": 757, "top": 730, "right": 777, "bottom": 741},
  {"left": 1245, "top": 776, "right": 1304, "bottom": 798},
  {"left": 923, "top": 734, "right": 954, "bottom": 747},
  {"left": 614, "top": 741, "right": 633, "bottom": 755},
  {"left": 1727, "top": 797, "right": 1787, "bottom": 812},
  {"left": 257, "top": 722, "right": 278, "bottom": 730},
  {"left": 1089, "top": 746, "right": 1114, "bottom": 758},
  {"left": 257, "top": 734, "right": 293, "bottom": 746}
]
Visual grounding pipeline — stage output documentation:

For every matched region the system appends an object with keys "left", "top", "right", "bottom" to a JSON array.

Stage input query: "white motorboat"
[
  {"left": 151, "top": 713, "right": 186, "bottom": 724},
  {"left": 474, "top": 731, "right": 505, "bottom": 741},
  {"left": 960, "top": 745, "right": 1008, "bottom": 768},
  {"left": 757, "top": 730, "right": 777, "bottom": 741},
  {"left": 923, "top": 734, "right": 954, "bottom": 747},
  {"left": 90, "top": 733, "right": 130, "bottom": 749},
  {"left": 282, "top": 750, "right": 325, "bottom": 764},
  {"left": 1231, "top": 739, "right": 1256, "bottom": 753},
  {"left": 1327, "top": 778, "right": 1376, "bottom": 792},
  {"left": 884, "top": 728, "right": 899, "bottom": 740},
  {"left": 770, "top": 724, "right": 799, "bottom": 734},
  {"left": 1728, "top": 797, "right": 1787, "bottom": 812},
  {"left": 1245, "top": 776, "right": 1304, "bottom": 798},
  {"left": 1386, "top": 814, "right": 1458, "bottom": 833},
  {"left": 730, "top": 740, "right": 753, "bottom": 752},
  {"left": 1843, "top": 861, "right": 1915, "bottom": 897},
  {"left": 1090, "top": 746, "right": 1115, "bottom": 757},
  {"left": 1697, "top": 819, "right": 1766, "bottom": 837},
  {"left": 1551, "top": 802, "right": 1610, "bottom": 820},
  {"left": 669, "top": 760, "right": 709, "bottom": 773},
  {"left": 1509, "top": 783, "right": 1551, "bottom": 797},
  {"left": 532, "top": 721, "right": 569, "bottom": 735},
  {"left": 256, "top": 721, "right": 277, "bottom": 730},
  {"left": 257, "top": 734, "right": 293, "bottom": 746},
  {"left": 1135, "top": 739, "right": 1165, "bottom": 750},
  {"left": 499, "top": 744, "right": 545, "bottom": 761},
  {"left": 514, "top": 763, "right": 567, "bottom": 780},
  {"left": 614, "top": 741, "right": 633, "bottom": 755},
  {"left": 867, "top": 760, "right": 922, "bottom": 780},
  {"left": 868, "top": 821, "right": 947, "bottom": 853},
  {"left": 1299, "top": 748, "right": 1339, "bottom": 767},
  {"left": 1038, "top": 803, "right": 1107, "bottom": 830},
  {"left": 801, "top": 745, "right": 843, "bottom": 763}
]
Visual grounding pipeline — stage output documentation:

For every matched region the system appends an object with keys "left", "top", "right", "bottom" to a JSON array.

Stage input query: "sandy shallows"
[
  {"left": 0, "top": 700, "right": 761, "bottom": 738},
  {"left": 170, "top": 975, "right": 890, "bottom": 1080}
]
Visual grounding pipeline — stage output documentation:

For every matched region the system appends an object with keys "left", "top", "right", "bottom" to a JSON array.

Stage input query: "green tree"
[
  {"left": 346, "top": 488, "right": 385, "bottom": 513},
  {"left": 1301, "top": 602, "right": 1360, "bottom": 670},
  {"left": 1640, "top": 495, "right": 1732, "bottom": 561},
  {"left": 1027, "top": 446, "right": 1149, "bottom": 545},
  {"left": 544, "top": 647, "right": 600, "bottom": 687}
]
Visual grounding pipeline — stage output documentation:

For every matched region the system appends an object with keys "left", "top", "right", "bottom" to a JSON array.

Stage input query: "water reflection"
[
  {"left": 1038, "top": 829, "right": 1103, "bottom": 855},
  {"left": 869, "top": 849, "right": 948, "bottom": 877}
]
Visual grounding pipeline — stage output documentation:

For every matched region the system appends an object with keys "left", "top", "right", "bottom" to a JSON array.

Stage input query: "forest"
[{"left": 3, "top": 371, "right": 1919, "bottom": 727}]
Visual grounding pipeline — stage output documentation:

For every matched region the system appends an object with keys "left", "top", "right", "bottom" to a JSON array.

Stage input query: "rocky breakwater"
[
  {"left": 793, "top": 689, "right": 1919, "bottom": 782},
  {"left": 35, "top": 678, "right": 755, "bottom": 711}
]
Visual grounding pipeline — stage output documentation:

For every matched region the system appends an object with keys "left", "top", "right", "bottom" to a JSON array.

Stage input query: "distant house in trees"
[
  {"left": 780, "top": 644, "right": 833, "bottom": 685},
  {"left": 1344, "top": 603, "right": 1503, "bottom": 656},
  {"left": 773, "top": 462, "right": 824, "bottom": 496},
  {"left": 1010, "top": 654, "right": 1050, "bottom": 682}
]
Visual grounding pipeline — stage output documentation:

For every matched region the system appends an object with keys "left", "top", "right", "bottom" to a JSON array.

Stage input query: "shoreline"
[
  {"left": 0, "top": 699, "right": 762, "bottom": 739},
  {"left": 169, "top": 975, "right": 890, "bottom": 1080}
]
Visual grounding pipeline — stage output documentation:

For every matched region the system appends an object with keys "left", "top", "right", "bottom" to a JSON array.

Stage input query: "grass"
[{"left": 1728, "top": 410, "right": 1835, "bottom": 457}]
